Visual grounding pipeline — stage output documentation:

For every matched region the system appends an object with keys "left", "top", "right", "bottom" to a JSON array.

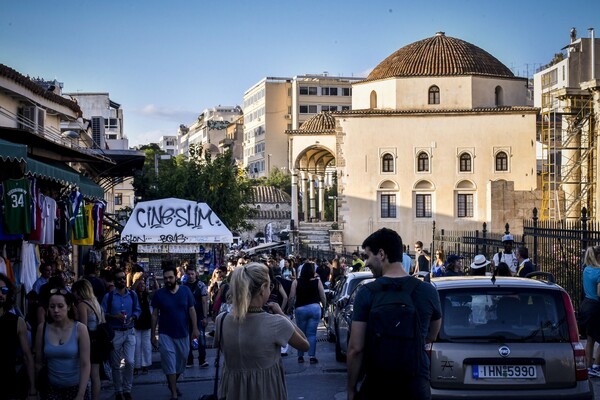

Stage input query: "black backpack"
[{"left": 364, "top": 277, "right": 422, "bottom": 377}]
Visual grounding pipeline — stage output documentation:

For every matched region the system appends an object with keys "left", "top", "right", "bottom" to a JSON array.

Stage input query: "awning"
[
  {"left": 0, "top": 138, "right": 27, "bottom": 162},
  {"left": 79, "top": 175, "right": 104, "bottom": 199},
  {"left": 24, "top": 158, "right": 104, "bottom": 200},
  {"left": 243, "top": 241, "right": 287, "bottom": 255},
  {"left": 25, "top": 158, "right": 80, "bottom": 186}
]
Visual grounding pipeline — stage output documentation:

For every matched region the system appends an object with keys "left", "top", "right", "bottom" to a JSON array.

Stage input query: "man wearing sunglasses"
[
  {"left": 0, "top": 273, "right": 37, "bottom": 399},
  {"left": 102, "top": 268, "right": 141, "bottom": 400}
]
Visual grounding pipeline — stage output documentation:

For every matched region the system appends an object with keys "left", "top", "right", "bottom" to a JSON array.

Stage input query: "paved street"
[{"left": 99, "top": 321, "right": 347, "bottom": 400}]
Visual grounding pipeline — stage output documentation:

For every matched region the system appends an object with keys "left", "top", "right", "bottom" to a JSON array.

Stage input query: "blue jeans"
[{"left": 294, "top": 303, "right": 321, "bottom": 357}]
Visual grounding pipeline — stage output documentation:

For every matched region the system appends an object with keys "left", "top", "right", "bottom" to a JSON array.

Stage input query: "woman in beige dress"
[{"left": 215, "top": 262, "right": 308, "bottom": 400}]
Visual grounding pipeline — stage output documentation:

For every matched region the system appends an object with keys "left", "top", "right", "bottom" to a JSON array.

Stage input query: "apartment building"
[
  {"left": 243, "top": 74, "right": 364, "bottom": 178},
  {"left": 178, "top": 106, "right": 243, "bottom": 157}
]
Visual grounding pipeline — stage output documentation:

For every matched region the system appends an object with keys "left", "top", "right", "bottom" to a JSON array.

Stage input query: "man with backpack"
[
  {"left": 347, "top": 228, "right": 442, "bottom": 400},
  {"left": 102, "top": 268, "right": 141, "bottom": 400}
]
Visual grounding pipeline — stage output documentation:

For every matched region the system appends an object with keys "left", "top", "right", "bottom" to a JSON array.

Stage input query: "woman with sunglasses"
[
  {"left": 215, "top": 262, "right": 308, "bottom": 399},
  {"left": 35, "top": 288, "right": 91, "bottom": 400}
]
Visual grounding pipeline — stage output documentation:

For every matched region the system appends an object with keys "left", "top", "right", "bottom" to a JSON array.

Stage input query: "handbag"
[
  {"left": 86, "top": 301, "right": 115, "bottom": 356},
  {"left": 36, "top": 322, "right": 49, "bottom": 393},
  {"left": 198, "top": 312, "right": 227, "bottom": 400}
]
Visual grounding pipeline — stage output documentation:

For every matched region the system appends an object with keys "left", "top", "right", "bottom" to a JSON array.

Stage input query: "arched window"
[
  {"left": 417, "top": 152, "right": 429, "bottom": 172},
  {"left": 428, "top": 85, "right": 440, "bottom": 104},
  {"left": 381, "top": 153, "right": 394, "bottom": 173},
  {"left": 495, "top": 86, "right": 504, "bottom": 106},
  {"left": 495, "top": 151, "right": 508, "bottom": 171},
  {"left": 459, "top": 153, "right": 472, "bottom": 172},
  {"left": 370, "top": 90, "right": 377, "bottom": 109},
  {"left": 378, "top": 180, "right": 398, "bottom": 219}
]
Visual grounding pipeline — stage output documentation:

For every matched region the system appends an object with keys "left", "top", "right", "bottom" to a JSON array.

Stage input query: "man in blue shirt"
[
  {"left": 152, "top": 264, "right": 200, "bottom": 400},
  {"left": 102, "top": 268, "right": 141, "bottom": 400}
]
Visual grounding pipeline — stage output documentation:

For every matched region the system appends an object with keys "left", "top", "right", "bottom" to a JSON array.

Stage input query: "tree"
[
  {"left": 132, "top": 145, "right": 255, "bottom": 232},
  {"left": 249, "top": 167, "right": 292, "bottom": 195}
]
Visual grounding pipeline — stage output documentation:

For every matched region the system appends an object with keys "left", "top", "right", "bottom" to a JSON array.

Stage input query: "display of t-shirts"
[
  {"left": 72, "top": 204, "right": 94, "bottom": 246},
  {"left": 2, "top": 178, "right": 32, "bottom": 234},
  {"left": 41, "top": 195, "right": 57, "bottom": 245},
  {"left": 54, "top": 199, "right": 71, "bottom": 246},
  {"left": 26, "top": 185, "right": 42, "bottom": 242},
  {"left": 20, "top": 241, "right": 38, "bottom": 294}
]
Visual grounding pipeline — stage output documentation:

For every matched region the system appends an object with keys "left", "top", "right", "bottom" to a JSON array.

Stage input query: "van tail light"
[{"left": 562, "top": 291, "right": 588, "bottom": 381}]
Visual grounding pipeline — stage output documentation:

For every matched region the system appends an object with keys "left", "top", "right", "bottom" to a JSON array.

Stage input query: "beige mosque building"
[{"left": 288, "top": 32, "right": 539, "bottom": 249}]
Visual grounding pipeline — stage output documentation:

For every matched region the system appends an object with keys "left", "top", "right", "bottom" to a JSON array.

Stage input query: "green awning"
[
  {"left": 79, "top": 175, "right": 105, "bottom": 200},
  {"left": 25, "top": 158, "right": 80, "bottom": 186},
  {"left": 0, "top": 138, "right": 27, "bottom": 162},
  {"left": 24, "top": 158, "right": 105, "bottom": 200}
]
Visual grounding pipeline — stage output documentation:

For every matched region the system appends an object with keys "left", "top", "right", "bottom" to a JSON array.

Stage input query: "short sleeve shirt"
[
  {"left": 583, "top": 266, "right": 600, "bottom": 301},
  {"left": 152, "top": 285, "right": 195, "bottom": 338}
]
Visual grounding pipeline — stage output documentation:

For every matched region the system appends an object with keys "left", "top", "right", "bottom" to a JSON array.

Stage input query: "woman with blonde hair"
[
  {"left": 215, "top": 262, "right": 308, "bottom": 399},
  {"left": 580, "top": 245, "right": 600, "bottom": 376},
  {"left": 72, "top": 279, "right": 104, "bottom": 400}
]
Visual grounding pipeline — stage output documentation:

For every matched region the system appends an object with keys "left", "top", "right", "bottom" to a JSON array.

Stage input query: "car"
[
  {"left": 429, "top": 272, "right": 593, "bottom": 400},
  {"left": 325, "top": 271, "right": 373, "bottom": 344},
  {"left": 334, "top": 276, "right": 375, "bottom": 361}
]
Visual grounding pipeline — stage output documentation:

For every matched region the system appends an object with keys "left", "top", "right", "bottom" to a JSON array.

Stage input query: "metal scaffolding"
[{"left": 540, "top": 86, "right": 595, "bottom": 221}]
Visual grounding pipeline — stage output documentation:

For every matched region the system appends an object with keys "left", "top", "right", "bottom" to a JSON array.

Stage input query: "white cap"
[{"left": 502, "top": 234, "right": 514, "bottom": 242}]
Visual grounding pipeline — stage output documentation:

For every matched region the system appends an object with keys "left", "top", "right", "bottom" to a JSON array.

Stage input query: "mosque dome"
[{"left": 367, "top": 32, "right": 514, "bottom": 81}]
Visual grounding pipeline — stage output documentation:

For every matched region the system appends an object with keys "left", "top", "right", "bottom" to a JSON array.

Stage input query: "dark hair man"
[
  {"left": 0, "top": 273, "right": 36, "bottom": 399},
  {"left": 101, "top": 268, "right": 141, "bottom": 400},
  {"left": 347, "top": 228, "right": 442, "bottom": 399},
  {"left": 516, "top": 246, "right": 535, "bottom": 277},
  {"left": 183, "top": 265, "right": 210, "bottom": 368},
  {"left": 151, "top": 265, "right": 199, "bottom": 399}
]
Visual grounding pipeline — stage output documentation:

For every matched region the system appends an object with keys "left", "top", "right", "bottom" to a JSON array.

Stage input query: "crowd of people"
[{"left": 0, "top": 231, "right": 564, "bottom": 400}]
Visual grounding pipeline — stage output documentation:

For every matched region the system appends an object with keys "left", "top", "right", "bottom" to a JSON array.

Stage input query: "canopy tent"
[
  {"left": 243, "top": 241, "right": 287, "bottom": 255},
  {"left": 120, "top": 198, "right": 233, "bottom": 244}
]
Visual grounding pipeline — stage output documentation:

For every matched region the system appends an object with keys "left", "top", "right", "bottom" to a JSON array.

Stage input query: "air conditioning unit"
[{"left": 284, "top": 114, "right": 292, "bottom": 119}]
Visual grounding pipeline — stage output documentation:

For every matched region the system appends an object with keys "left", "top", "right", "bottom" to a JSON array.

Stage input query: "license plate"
[{"left": 473, "top": 364, "right": 537, "bottom": 379}]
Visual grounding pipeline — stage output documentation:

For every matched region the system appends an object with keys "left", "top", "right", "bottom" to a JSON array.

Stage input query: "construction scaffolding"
[{"left": 540, "top": 85, "right": 596, "bottom": 221}]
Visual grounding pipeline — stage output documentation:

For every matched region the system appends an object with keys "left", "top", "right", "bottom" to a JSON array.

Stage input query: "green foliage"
[{"left": 132, "top": 145, "right": 255, "bottom": 232}]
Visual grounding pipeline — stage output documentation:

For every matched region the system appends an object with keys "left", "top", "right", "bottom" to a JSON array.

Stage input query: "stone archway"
[{"left": 292, "top": 144, "right": 336, "bottom": 223}]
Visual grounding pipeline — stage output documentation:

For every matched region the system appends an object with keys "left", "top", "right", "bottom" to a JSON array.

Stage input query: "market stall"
[{"left": 120, "top": 198, "right": 233, "bottom": 275}]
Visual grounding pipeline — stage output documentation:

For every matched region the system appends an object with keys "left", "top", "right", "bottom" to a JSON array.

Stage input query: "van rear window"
[{"left": 438, "top": 289, "right": 569, "bottom": 342}]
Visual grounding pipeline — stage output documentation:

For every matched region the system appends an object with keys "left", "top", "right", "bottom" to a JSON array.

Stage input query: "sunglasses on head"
[
  {"left": 0, "top": 287, "right": 9, "bottom": 295},
  {"left": 49, "top": 288, "right": 68, "bottom": 295}
]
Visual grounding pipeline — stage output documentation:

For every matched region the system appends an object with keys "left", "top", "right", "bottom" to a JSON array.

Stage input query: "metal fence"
[
  {"left": 298, "top": 207, "right": 600, "bottom": 312},
  {"left": 434, "top": 207, "right": 600, "bottom": 312}
]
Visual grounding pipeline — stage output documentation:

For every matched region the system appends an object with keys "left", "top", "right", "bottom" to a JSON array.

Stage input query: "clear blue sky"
[{"left": 2, "top": 0, "right": 599, "bottom": 147}]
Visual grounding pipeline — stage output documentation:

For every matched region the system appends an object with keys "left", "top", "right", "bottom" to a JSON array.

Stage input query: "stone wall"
[{"left": 489, "top": 180, "right": 542, "bottom": 234}]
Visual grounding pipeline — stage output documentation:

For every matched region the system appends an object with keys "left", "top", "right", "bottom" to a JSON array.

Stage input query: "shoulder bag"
[
  {"left": 198, "top": 311, "right": 228, "bottom": 400},
  {"left": 86, "top": 301, "right": 115, "bottom": 356}
]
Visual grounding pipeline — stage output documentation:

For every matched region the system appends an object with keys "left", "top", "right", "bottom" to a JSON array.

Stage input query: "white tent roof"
[{"left": 120, "top": 198, "right": 233, "bottom": 244}]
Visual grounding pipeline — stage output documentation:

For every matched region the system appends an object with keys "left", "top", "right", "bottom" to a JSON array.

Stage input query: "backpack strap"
[{"left": 365, "top": 276, "right": 421, "bottom": 297}]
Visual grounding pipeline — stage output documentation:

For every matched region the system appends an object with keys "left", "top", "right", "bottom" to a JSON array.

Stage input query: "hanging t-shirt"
[
  {"left": 41, "top": 195, "right": 57, "bottom": 245},
  {"left": 26, "top": 186, "right": 42, "bottom": 242},
  {"left": 72, "top": 204, "right": 94, "bottom": 246},
  {"left": 70, "top": 190, "right": 87, "bottom": 240},
  {"left": 54, "top": 199, "right": 71, "bottom": 246},
  {"left": 2, "top": 178, "right": 32, "bottom": 234},
  {"left": 92, "top": 202, "right": 105, "bottom": 245},
  {"left": 0, "top": 186, "right": 24, "bottom": 241}
]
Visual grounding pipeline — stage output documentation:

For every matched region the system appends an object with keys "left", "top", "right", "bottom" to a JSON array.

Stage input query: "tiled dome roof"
[
  {"left": 251, "top": 186, "right": 291, "bottom": 204},
  {"left": 298, "top": 112, "right": 336, "bottom": 133},
  {"left": 367, "top": 32, "right": 513, "bottom": 81}
]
